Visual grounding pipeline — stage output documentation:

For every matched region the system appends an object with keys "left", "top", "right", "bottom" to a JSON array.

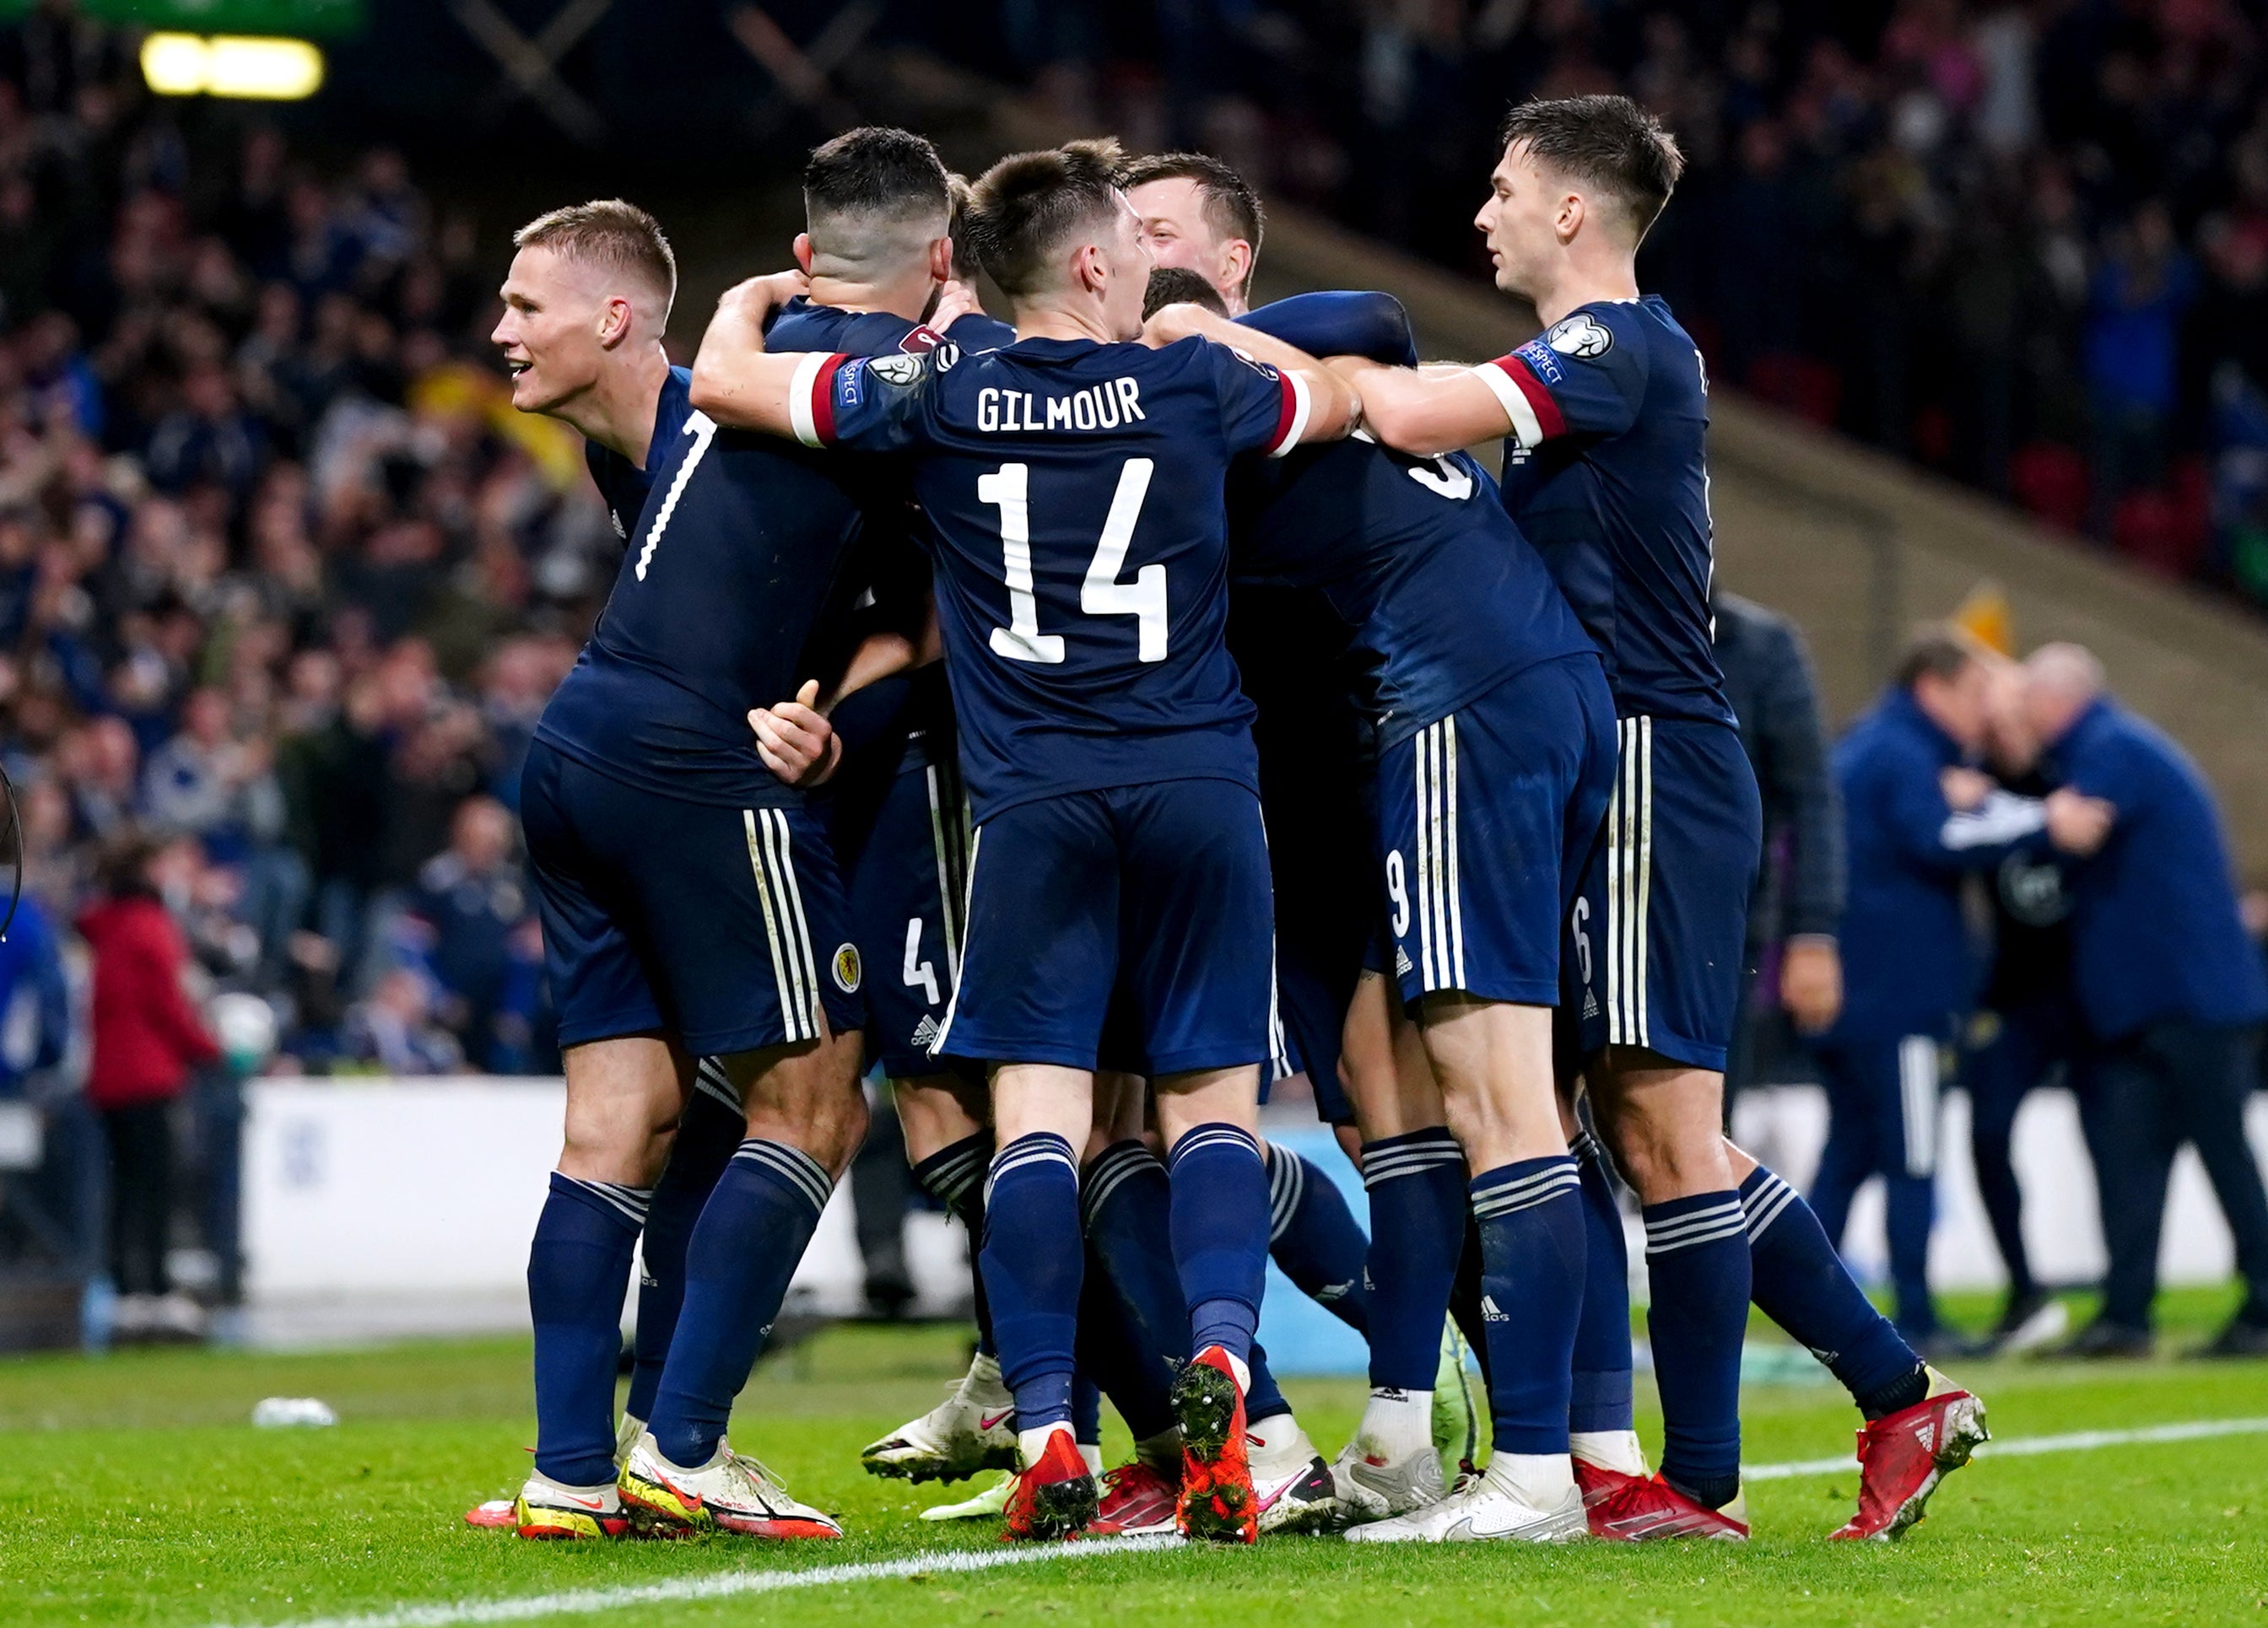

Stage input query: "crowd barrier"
[{"left": 240, "top": 1078, "right": 2268, "bottom": 1371}]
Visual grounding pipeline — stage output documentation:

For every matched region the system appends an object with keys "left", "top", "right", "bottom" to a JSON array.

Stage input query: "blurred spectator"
[
  {"left": 78, "top": 832, "right": 219, "bottom": 1340},
  {"left": 392, "top": 794, "right": 533, "bottom": 1071},
  {"left": 0, "top": 886, "right": 68, "bottom": 1096},
  {"left": 340, "top": 967, "right": 463, "bottom": 1076}
]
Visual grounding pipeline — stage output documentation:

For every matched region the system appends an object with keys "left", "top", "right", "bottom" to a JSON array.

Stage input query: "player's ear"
[
  {"left": 1558, "top": 191, "right": 1585, "bottom": 246},
  {"left": 1223, "top": 240, "right": 1252, "bottom": 299},
  {"left": 792, "top": 233, "right": 814, "bottom": 275},
  {"left": 595, "top": 294, "right": 632, "bottom": 350},
  {"left": 927, "top": 236, "right": 953, "bottom": 285}
]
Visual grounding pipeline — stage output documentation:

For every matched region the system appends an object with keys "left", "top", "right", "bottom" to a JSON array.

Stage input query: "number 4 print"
[{"left": 977, "top": 458, "right": 1167, "bottom": 664}]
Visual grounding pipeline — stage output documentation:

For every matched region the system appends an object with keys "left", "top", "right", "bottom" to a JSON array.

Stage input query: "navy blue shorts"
[
  {"left": 1817, "top": 1029, "right": 1952, "bottom": 1181},
  {"left": 937, "top": 778, "right": 1275, "bottom": 1075},
  {"left": 1377, "top": 654, "right": 1617, "bottom": 1014},
  {"left": 830, "top": 741, "right": 973, "bottom": 1081},
  {"left": 521, "top": 741, "right": 864, "bottom": 1056},
  {"left": 1567, "top": 715, "right": 1762, "bottom": 1072}
]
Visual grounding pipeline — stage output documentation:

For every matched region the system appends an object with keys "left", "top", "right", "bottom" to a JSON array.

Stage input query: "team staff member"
[
  {"left": 2023, "top": 644, "right": 2268, "bottom": 1358},
  {"left": 1711, "top": 589, "right": 1844, "bottom": 1099},
  {"left": 1809, "top": 628, "right": 2099, "bottom": 1352},
  {"left": 1963, "top": 662, "right": 2079, "bottom": 1354}
]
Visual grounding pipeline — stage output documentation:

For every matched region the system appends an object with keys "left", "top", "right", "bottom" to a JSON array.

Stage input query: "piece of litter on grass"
[{"left": 251, "top": 1397, "right": 337, "bottom": 1428}]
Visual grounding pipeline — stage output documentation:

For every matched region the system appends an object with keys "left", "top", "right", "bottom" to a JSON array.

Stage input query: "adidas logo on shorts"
[{"left": 911, "top": 1016, "right": 942, "bottom": 1051}]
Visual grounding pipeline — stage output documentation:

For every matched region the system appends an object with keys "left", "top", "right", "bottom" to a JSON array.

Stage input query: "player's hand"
[
  {"left": 929, "top": 278, "right": 985, "bottom": 331},
  {"left": 1779, "top": 935, "right": 1843, "bottom": 1034},
  {"left": 2044, "top": 786, "right": 2115, "bottom": 855},
  {"left": 719, "top": 269, "right": 809, "bottom": 320},
  {"left": 1938, "top": 766, "right": 1993, "bottom": 811},
  {"left": 1141, "top": 302, "right": 1211, "bottom": 346},
  {"left": 750, "top": 681, "right": 841, "bottom": 787}
]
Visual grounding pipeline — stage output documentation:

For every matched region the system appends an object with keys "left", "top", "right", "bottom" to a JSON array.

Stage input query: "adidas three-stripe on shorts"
[
  {"left": 1566, "top": 714, "right": 1762, "bottom": 1072},
  {"left": 521, "top": 737, "right": 865, "bottom": 1056},
  {"left": 828, "top": 722, "right": 974, "bottom": 1082},
  {"left": 1377, "top": 651, "right": 1617, "bottom": 1014}
]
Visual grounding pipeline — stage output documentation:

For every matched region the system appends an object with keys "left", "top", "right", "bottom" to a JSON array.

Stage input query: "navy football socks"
[
  {"left": 1569, "top": 1129, "right": 1637, "bottom": 1434},
  {"left": 1742, "top": 1164, "right": 1927, "bottom": 1419},
  {"left": 911, "top": 1130, "right": 997, "bottom": 1356},
  {"left": 1360, "top": 1127, "right": 1467, "bottom": 1389},
  {"left": 1264, "top": 1140, "right": 1372, "bottom": 1334},
  {"left": 1470, "top": 1155, "right": 1586, "bottom": 1454},
  {"left": 979, "top": 1132, "right": 1083, "bottom": 1434},
  {"left": 627, "top": 1079, "right": 742, "bottom": 1424},
  {"left": 1082, "top": 1140, "right": 1193, "bottom": 1402},
  {"left": 645, "top": 1139, "right": 833, "bottom": 1469},
  {"left": 1447, "top": 1213, "right": 1494, "bottom": 1393},
  {"left": 1643, "top": 1191, "right": 1751, "bottom": 1510},
  {"left": 1074, "top": 1236, "right": 1176, "bottom": 1439},
  {"left": 529, "top": 1172, "right": 649, "bottom": 1487},
  {"left": 1168, "top": 1124, "right": 1271, "bottom": 1364}
]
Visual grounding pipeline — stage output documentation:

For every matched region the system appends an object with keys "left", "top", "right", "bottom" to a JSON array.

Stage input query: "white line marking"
[
  {"left": 214, "top": 1418, "right": 2268, "bottom": 1628},
  {"left": 1744, "top": 1415, "right": 2268, "bottom": 1482},
  {"left": 215, "top": 1536, "right": 1180, "bottom": 1628}
]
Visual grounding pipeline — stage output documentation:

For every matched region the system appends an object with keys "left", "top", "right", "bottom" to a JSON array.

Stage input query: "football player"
[
  {"left": 686, "top": 138, "right": 1358, "bottom": 1541},
  {"left": 491, "top": 200, "right": 872, "bottom": 1542},
  {"left": 1339, "top": 94, "right": 1984, "bottom": 1541}
]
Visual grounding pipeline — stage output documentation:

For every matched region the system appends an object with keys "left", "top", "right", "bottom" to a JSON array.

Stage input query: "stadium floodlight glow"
[{"left": 139, "top": 33, "right": 326, "bottom": 100}]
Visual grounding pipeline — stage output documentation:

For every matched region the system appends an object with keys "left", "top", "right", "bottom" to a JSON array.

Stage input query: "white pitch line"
[
  {"left": 214, "top": 1536, "right": 1181, "bottom": 1628},
  {"left": 213, "top": 1416, "right": 2268, "bottom": 1628},
  {"left": 1743, "top": 1415, "right": 2268, "bottom": 1481}
]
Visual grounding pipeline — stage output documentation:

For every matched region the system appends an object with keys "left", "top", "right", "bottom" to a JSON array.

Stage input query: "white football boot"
[
  {"left": 618, "top": 1431, "right": 843, "bottom": 1538},
  {"left": 1345, "top": 1455, "right": 1587, "bottom": 1544},
  {"left": 859, "top": 1350, "right": 1018, "bottom": 1482}
]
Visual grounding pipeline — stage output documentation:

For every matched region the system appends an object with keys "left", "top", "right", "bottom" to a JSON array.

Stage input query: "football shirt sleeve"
[
  {"left": 1239, "top": 290, "right": 1418, "bottom": 368},
  {"left": 786, "top": 350, "right": 932, "bottom": 452},
  {"left": 1471, "top": 306, "right": 1650, "bottom": 450},
  {"left": 1208, "top": 339, "right": 1313, "bottom": 459}
]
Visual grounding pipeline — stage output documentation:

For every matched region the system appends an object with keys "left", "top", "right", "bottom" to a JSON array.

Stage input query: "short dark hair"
[
  {"left": 1896, "top": 623, "right": 1990, "bottom": 692},
  {"left": 1121, "top": 150, "right": 1264, "bottom": 294},
  {"left": 512, "top": 199, "right": 676, "bottom": 302},
  {"left": 1142, "top": 266, "right": 1229, "bottom": 321},
  {"left": 964, "top": 137, "right": 1126, "bottom": 299},
  {"left": 1498, "top": 95, "right": 1684, "bottom": 242},
  {"left": 803, "top": 126, "right": 953, "bottom": 225}
]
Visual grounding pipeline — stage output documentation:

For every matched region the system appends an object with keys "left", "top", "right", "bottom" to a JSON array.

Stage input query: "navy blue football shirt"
[
  {"left": 1231, "top": 295, "right": 1595, "bottom": 750},
  {"left": 584, "top": 364, "right": 695, "bottom": 542},
  {"left": 788, "top": 334, "right": 1313, "bottom": 818},
  {"left": 535, "top": 405, "right": 871, "bottom": 807},
  {"left": 1477, "top": 296, "right": 1734, "bottom": 727}
]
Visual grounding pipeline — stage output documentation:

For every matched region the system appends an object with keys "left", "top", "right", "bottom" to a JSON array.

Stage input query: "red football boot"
[
  {"left": 1088, "top": 1460, "right": 1180, "bottom": 1537},
  {"left": 1172, "top": 1345, "right": 1256, "bottom": 1544},
  {"left": 463, "top": 1498, "right": 516, "bottom": 1529},
  {"left": 1572, "top": 1459, "right": 1648, "bottom": 1536},
  {"left": 1830, "top": 1371, "right": 1989, "bottom": 1540},
  {"left": 1589, "top": 1473, "right": 1749, "bottom": 1541},
  {"left": 1000, "top": 1426, "right": 1099, "bottom": 1542}
]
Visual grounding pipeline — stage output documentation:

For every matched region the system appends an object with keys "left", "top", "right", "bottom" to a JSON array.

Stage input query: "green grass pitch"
[{"left": 4, "top": 1289, "right": 2265, "bottom": 1628}]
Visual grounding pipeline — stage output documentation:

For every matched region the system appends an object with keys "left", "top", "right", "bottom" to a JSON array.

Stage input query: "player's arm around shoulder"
[
  {"left": 1143, "top": 302, "right": 1360, "bottom": 447},
  {"left": 687, "top": 269, "right": 820, "bottom": 436},
  {"left": 1325, "top": 352, "right": 1510, "bottom": 458}
]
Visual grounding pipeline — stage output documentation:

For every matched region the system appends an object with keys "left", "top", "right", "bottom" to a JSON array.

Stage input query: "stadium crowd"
[
  {"left": 960, "top": 0, "right": 2268, "bottom": 606},
  {"left": 0, "top": 44, "right": 610, "bottom": 1091}
]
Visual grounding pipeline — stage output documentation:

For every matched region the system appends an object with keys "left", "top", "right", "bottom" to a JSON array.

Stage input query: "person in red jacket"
[{"left": 79, "top": 833, "right": 221, "bottom": 1340}]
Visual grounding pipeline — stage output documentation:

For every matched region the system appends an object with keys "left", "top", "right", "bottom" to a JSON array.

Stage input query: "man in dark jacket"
[
  {"left": 1957, "top": 661, "right": 2084, "bottom": 1352},
  {"left": 2024, "top": 644, "right": 2268, "bottom": 1356},
  {"left": 1713, "top": 591, "right": 1844, "bottom": 1094},
  {"left": 1812, "top": 628, "right": 2099, "bottom": 1350}
]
